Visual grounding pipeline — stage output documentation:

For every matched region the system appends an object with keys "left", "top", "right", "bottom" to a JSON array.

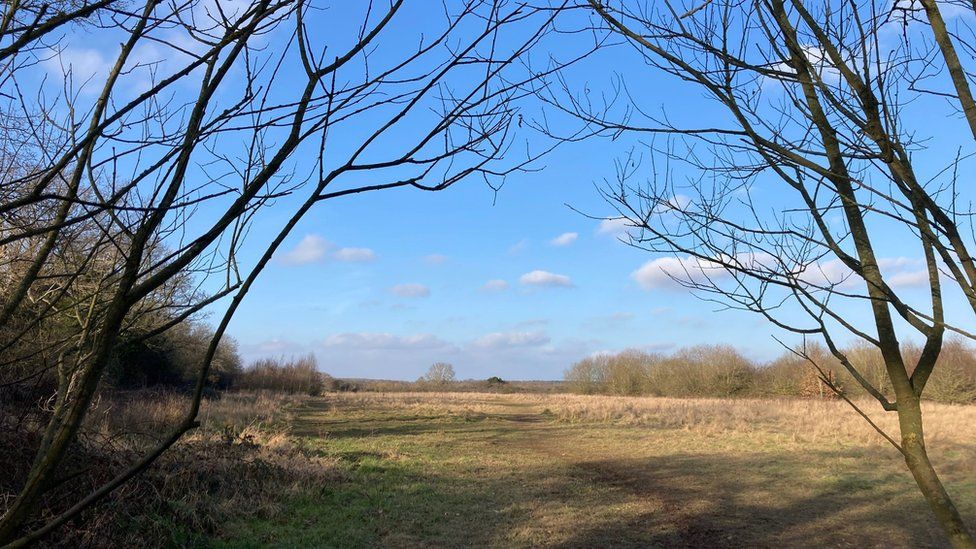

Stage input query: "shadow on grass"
[{"left": 551, "top": 452, "right": 957, "bottom": 548}]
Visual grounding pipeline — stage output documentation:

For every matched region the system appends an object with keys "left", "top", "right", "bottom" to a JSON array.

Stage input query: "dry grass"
[
  {"left": 7, "top": 390, "right": 975, "bottom": 546},
  {"left": 318, "top": 391, "right": 976, "bottom": 448},
  {"left": 1, "top": 391, "right": 338, "bottom": 547},
  {"left": 538, "top": 394, "right": 976, "bottom": 447},
  {"left": 86, "top": 390, "right": 303, "bottom": 441},
  {"left": 219, "top": 391, "right": 976, "bottom": 547}
]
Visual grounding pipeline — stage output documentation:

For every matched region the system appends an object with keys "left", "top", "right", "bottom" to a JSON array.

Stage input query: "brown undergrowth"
[{"left": 0, "top": 391, "right": 337, "bottom": 547}]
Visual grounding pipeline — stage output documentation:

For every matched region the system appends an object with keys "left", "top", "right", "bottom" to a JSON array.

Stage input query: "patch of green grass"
[{"left": 213, "top": 405, "right": 538, "bottom": 547}]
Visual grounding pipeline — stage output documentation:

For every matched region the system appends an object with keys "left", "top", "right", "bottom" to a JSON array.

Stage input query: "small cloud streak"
[
  {"left": 597, "top": 217, "right": 630, "bottom": 236},
  {"left": 584, "top": 312, "right": 635, "bottom": 330},
  {"left": 632, "top": 254, "right": 931, "bottom": 292},
  {"left": 481, "top": 279, "right": 510, "bottom": 292},
  {"left": 239, "top": 338, "right": 305, "bottom": 357},
  {"left": 321, "top": 332, "right": 450, "bottom": 350},
  {"left": 508, "top": 239, "right": 529, "bottom": 255},
  {"left": 391, "top": 283, "right": 431, "bottom": 298},
  {"left": 471, "top": 330, "right": 550, "bottom": 349},
  {"left": 333, "top": 247, "right": 376, "bottom": 262},
  {"left": 550, "top": 232, "right": 578, "bottom": 247},
  {"left": 519, "top": 270, "right": 573, "bottom": 288},
  {"left": 278, "top": 234, "right": 330, "bottom": 265},
  {"left": 424, "top": 254, "right": 448, "bottom": 265}
]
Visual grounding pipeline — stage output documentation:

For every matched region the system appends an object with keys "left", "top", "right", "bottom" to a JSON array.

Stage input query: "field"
[{"left": 196, "top": 392, "right": 976, "bottom": 548}]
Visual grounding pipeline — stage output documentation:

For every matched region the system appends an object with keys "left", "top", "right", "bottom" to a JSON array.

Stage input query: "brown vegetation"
[
  {"left": 565, "top": 342, "right": 976, "bottom": 404},
  {"left": 235, "top": 354, "right": 330, "bottom": 395},
  {"left": 0, "top": 391, "right": 333, "bottom": 547}
]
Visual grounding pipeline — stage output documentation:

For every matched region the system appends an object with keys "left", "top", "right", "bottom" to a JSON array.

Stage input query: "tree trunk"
[{"left": 897, "top": 396, "right": 975, "bottom": 548}]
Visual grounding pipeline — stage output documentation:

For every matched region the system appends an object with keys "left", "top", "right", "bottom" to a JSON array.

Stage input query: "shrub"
[
  {"left": 108, "top": 322, "right": 242, "bottom": 390},
  {"left": 906, "top": 338, "right": 976, "bottom": 404},
  {"left": 235, "top": 354, "right": 328, "bottom": 395},
  {"left": 329, "top": 378, "right": 360, "bottom": 392},
  {"left": 564, "top": 355, "right": 608, "bottom": 394}
]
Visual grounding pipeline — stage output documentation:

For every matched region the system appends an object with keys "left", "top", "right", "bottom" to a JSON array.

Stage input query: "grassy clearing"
[{"left": 210, "top": 392, "right": 975, "bottom": 548}]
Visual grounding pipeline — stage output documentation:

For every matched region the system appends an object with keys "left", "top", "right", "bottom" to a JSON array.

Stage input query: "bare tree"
[
  {"left": 0, "top": 0, "right": 584, "bottom": 543},
  {"left": 421, "top": 361, "right": 457, "bottom": 384},
  {"left": 538, "top": 0, "right": 976, "bottom": 545}
]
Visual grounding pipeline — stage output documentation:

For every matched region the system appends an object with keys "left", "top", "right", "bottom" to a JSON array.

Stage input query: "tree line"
[{"left": 565, "top": 341, "right": 976, "bottom": 404}]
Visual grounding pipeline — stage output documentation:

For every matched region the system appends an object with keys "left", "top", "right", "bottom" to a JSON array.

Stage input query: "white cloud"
[
  {"left": 42, "top": 47, "right": 111, "bottom": 91},
  {"left": 798, "top": 257, "right": 929, "bottom": 290},
  {"left": 278, "top": 236, "right": 378, "bottom": 265},
  {"left": 632, "top": 256, "right": 728, "bottom": 290},
  {"left": 481, "top": 279, "right": 510, "bottom": 292},
  {"left": 321, "top": 332, "right": 450, "bottom": 350},
  {"left": 519, "top": 270, "right": 574, "bottom": 288},
  {"left": 424, "top": 254, "right": 448, "bottom": 265},
  {"left": 888, "top": 270, "right": 929, "bottom": 288},
  {"left": 796, "top": 258, "right": 855, "bottom": 289},
  {"left": 597, "top": 217, "right": 631, "bottom": 236},
  {"left": 633, "top": 254, "right": 932, "bottom": 292},
  {"left": 391, "top": 283, "right": 430, "bottom": 298},
  {"left": 333, "top": 247, "right": 376, "bottom": 262},
  {"left": 278, "top": 234, "right": 330, "bottom": 265},
  {"left": 550, "top": 232, "right": 578, "bottom": 247},
  {"left": 471, "top": 330, "right": 550, "bottom": 349}
]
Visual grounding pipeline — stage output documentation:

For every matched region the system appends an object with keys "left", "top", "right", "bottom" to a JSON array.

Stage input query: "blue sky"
[
  {"left": 229, "top": 136, "right": 778, "bottom": 380},
  {"left": 37, "top": 1, "right": 975, "bottom": 380},
  {"left": 216, "top": 2, "right": 971, "bottom": 380}
]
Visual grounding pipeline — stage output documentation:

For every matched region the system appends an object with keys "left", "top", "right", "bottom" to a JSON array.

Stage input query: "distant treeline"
[
  {"left": 351, "top": 377, "right": 563, "bottom": 394},
  {"left": 563, "top": 341, "right": 976, "bottom": 403},
  {"left": 98, "top": 338, "right": 976, "bottom": 404}
]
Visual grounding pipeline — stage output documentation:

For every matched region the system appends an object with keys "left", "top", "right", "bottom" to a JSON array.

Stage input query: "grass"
[{"left": 206, "top": 392, "right": 975, "bottom": 548}]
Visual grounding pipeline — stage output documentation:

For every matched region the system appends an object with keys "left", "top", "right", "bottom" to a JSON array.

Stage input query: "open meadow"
[
  {"left": 170, "top": 391, "right": 976, "bottom": 548},
  {"left": 9, "top": 0, "right": 976, "bottom": 544}
]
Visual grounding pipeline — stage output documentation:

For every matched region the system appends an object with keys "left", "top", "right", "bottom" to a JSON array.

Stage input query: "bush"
[
  {"left": 566, "top": 346, "right": 756, "bottom": 398},
  {"left": 648, "top": 345, "right": 756, "bottom": 397},
  {"left": 922, "top": 339, "right": 976, "bottom": 403},
  {"left": 329, "top": 378, "right": 360, "bottom": 392},
  {"left": 564, "top": 355, "right": 608, "bottom": 395},
  {"left": 235, "top": 354, "right": 328, "bottom": 395},
  {"left": 108, "top": 321, "right": 242, "bottom": 390}
]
